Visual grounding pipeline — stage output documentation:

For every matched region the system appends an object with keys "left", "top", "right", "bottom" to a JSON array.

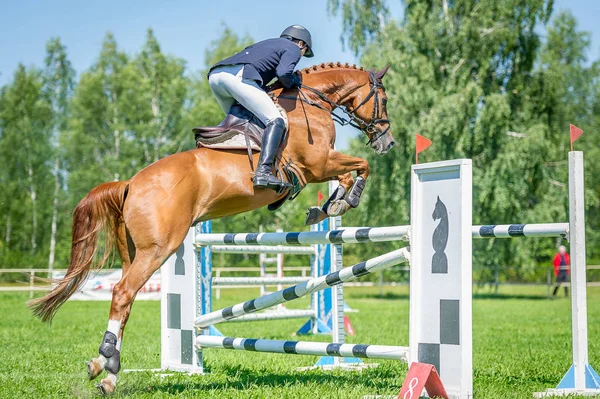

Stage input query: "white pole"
[
  {"left": 259, "top": 252, "right": 266, "bottom": 297},
  {"left": 568, "top": 151, "right": 588, "bottom": 390},
  {"left": 216, "top": 269, "right": 221, "bottom": 300},
  {"left": 329, "top": 180, "right": 344, "bottom": 368}
]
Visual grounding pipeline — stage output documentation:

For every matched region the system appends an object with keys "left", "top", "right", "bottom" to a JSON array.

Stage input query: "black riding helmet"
[{"left": 280, "top": 25, "right": 314, "bottom": 58}]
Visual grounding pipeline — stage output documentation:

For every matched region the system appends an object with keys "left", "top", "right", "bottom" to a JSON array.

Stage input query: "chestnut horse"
[{"left": 29, "top": 62, "right": 394, "bottom": 394}]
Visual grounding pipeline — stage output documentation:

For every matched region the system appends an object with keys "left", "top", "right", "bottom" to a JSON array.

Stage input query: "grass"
[{"left": 1, "top": 285, "right": 599, "bottom": 398}]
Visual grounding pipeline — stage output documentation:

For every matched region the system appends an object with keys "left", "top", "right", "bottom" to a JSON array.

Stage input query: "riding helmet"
[{"left": 280, "top": 25, "right": 314, "bottom": 58}]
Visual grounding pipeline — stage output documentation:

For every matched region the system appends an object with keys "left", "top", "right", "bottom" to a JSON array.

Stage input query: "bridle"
[{"left": 278, "top": 71, "right": 391, "bottom": 146}]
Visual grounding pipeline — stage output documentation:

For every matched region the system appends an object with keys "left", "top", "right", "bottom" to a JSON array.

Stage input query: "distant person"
[{"left": 552, "top": 245, "right": 570, "bottom": 297}]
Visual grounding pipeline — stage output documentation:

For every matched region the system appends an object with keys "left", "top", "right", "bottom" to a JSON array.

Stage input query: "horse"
[{"left": 28, "top": 62, "right": 395, "bottom": 394}]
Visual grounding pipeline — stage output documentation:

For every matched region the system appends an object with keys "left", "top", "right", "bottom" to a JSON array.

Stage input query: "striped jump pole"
[
  {"left": 195, "top": 225, "right": 410, "bottom": 247},
  {"left": 194, "top": 247, "right": 410, "bottom": 330},
  {"left": 196, "top": 336, "right": 409, "bottom": 362},
  {"left": 472, "top": 223, "right": 569, "bottom": 239},
  {"left": 200, "top": 223, "right": 567, "bottom": 249}
]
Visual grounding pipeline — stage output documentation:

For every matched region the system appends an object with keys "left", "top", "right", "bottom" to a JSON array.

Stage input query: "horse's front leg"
[{"left": 305, "top": 151, "right": 370, "bottom": 225}]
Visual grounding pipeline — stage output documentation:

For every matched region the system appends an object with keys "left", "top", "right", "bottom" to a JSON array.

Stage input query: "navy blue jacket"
[{"left": 209, "top": 38, "right": 301, "bottom": 89}]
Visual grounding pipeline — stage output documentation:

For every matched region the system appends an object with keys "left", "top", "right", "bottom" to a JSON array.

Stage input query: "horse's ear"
[{"left": 375, "top": 64, "right": 391, "bottom": 80}]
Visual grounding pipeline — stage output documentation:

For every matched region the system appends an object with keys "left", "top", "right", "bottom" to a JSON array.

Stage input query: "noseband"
[{"left": 279, "top": 71, "right": 391, "bottom": 146}]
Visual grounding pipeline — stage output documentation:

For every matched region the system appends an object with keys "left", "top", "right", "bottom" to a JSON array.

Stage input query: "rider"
[{"left": 207, "top": 25, "right": 314, "bottom": 191}]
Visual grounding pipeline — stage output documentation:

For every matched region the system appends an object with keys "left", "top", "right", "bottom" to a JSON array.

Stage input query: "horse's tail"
[{"left": 28, "top": 180, "right": 130, "bottom": 322}]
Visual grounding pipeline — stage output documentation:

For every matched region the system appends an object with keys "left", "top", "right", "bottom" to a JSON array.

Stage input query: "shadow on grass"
[
  {"left": 131, "top": 363, "right": 401, "bottom": 395},
  {"left": 473, "top": 292, "right": 548, "bottom": 301},
  {"left": 350, "top": 292, "right": 410, "bottom": 300}
]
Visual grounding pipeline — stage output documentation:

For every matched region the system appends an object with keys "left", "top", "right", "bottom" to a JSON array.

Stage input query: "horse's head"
[
  {"left": 350, "top": 65, "right": 394, "bottom": 155},
  {"left": 293, "top": 63, "right": 395, "bottom": 155}
]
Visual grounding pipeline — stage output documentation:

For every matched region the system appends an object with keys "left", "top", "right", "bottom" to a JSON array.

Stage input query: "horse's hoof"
[
  {"left": 305, "top": 206, "right": 327, "bottom": 225},
  {"left": 96, "top": 378, "right": 116, "bottom": 395},
  {"left": 86, "top": 359, "right": 104, "bottom": 380},
  {"left": 328, "top": 200, "right": 351, "bottom": 217}
]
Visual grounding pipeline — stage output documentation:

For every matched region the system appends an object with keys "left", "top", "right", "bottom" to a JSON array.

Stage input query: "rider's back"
[{"left": 209, "top": 37, "right": 301, "bottom": 87}]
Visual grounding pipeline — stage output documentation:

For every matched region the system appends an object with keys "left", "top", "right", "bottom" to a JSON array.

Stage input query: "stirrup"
[{"left": 253, "top": 173, "right": 292, "bottom": 193}]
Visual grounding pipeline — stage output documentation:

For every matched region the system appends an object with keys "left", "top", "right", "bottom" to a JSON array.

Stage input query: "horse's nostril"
[{"left": 387, "top": 141, "right": 395, "bottom": 151}]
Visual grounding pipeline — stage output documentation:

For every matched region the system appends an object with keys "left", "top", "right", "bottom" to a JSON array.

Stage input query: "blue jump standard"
[{"left": 556, "top": 364, "right": 600, "bottom": 390}]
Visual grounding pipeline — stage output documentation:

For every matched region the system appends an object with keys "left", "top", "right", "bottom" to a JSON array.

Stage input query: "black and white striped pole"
[
  {"left": 196, "top": 336, "right": 409, "bottom": 362},
  {"left": 194, "top": 247, "right": 410, "bottom": 330}
]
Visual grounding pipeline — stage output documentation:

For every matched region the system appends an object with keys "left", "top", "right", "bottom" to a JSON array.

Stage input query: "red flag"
[
  {"left": 570, "top": 124, "right": 583, "bottom": 151},
  {"left": 415, "top": 134, "right": 432, "bottom": 164},
  {"left": 317, "top": 190, "right": 324, "bottom": 206}
]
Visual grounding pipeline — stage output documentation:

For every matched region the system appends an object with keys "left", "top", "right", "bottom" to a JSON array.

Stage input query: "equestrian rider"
[{"left": 207, "top": 25, "right": 314, "bottom": 191}]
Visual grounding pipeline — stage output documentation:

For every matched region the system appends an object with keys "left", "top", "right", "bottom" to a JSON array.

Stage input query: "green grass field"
[{"left": 1, "top": 285, "right": 599, "bottom": 399}]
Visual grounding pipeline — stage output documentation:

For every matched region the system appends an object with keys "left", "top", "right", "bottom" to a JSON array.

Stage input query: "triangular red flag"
[
  {"left": 398, "top": 362, "right": 449, "bottom": 399},
  {"left": 317, "top": 190, "right": 324, "bottom": 206},
  {"left": 415, "top": 134, "right": 432, "bottom": 164},
  {"left": 570, "top": 124, "right": 583, "bottom": 151}
]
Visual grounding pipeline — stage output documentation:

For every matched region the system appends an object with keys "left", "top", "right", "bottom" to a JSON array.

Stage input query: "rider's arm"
[{"left": 276, "top": 46, "right": 302, "bottom": 89}]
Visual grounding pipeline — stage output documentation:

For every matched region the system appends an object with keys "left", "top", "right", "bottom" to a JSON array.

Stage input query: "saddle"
[
  {"left": 192, "top": 104, "right": 305, "bottom": 211},
  {"left": 193, "top": 104, "right": 267, "bottom": 152}
]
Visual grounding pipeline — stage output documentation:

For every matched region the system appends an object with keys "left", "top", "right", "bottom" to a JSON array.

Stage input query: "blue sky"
[{"left": 0, "top": 0, "right": 598, "bottom": 149}]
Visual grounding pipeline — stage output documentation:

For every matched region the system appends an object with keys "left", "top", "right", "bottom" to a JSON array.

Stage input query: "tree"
[
  {"left": 0, "top": 65, "right": 53, "bottom": 267},
  {"left": 131, "top": 29, "right": 189, "bottom": 161},
  {"left": 328, "top": 1, "right": 600, "bottom": 275},
  {"left": 44, "top": 37, "right": 75, "bottom": 272},
  {"left": 65, "top": 33, "right": 132, "bottom": 204}
]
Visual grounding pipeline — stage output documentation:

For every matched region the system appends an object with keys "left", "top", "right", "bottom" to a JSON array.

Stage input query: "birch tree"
[{"left": 44, "top": 37, "right": 75, "bottom": 272}]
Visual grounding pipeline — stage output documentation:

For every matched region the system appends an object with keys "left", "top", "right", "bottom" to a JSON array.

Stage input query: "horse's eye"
[{"left": 382, "top": 98, "right": 388, "bottom": 106}]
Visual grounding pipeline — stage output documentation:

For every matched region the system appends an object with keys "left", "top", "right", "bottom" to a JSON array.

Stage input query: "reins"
[{"left": 277, "top": 71, "right": 390, "bottom": 145}]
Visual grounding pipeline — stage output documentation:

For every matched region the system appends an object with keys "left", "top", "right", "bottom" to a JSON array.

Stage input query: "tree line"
[{"left": 1, "top": 1, "right": 599, "bottom": 283}]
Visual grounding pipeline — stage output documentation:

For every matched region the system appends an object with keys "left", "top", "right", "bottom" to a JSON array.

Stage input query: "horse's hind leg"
[
  {"left": 94, "top": 250, "right": 166, "bottom": 395},
  {"left": 87, "top": 221, "right": 135, "bottom": 381},
  {"left": 93, "top": 216, "right": 189, "bottom": 395}
]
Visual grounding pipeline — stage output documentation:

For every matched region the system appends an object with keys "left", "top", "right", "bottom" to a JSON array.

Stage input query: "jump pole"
[{"left": 194, "top": 247, "right": 410, "bottom": 328}]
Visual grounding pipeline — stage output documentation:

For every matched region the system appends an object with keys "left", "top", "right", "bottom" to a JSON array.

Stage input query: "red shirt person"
[{"left": 552, "top": 245, "right": 570, "bottom": 297}]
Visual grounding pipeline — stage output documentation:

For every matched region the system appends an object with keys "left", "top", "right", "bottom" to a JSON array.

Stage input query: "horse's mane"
[{"left": 301, "top": 62, "right": 365, "bottom": 75}]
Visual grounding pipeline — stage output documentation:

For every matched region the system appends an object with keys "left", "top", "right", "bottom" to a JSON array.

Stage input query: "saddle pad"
[
  {"left": 196, "top": 130, "right": 261, "bottom": 152},
  {"left": 195, "top": 104, "right": 288, "bottom": 152}
]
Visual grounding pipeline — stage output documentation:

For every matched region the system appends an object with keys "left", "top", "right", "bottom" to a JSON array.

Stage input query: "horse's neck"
[{"left": 301, "top": 69, "right": 368, "bottom": 108}]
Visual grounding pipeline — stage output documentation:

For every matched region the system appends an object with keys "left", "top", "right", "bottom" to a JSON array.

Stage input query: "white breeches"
[{"left": 208, "top": 64, "right": 281, "bottom": 125}]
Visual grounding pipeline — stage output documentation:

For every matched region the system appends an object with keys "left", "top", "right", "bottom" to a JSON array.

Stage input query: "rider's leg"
[
  {"left": 222, "top": 69, "right": 288, "bottom": 190},
  {"left": 208, "top": 67, "right": 237, "bottom": 114},
  {"left": 252, "top": 118, "right": 288, "bottom": 189}
]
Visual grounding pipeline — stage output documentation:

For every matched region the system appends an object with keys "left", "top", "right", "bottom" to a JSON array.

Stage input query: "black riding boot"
[{"left": 254, "top": 118, "right": 288, "bottom": 191}]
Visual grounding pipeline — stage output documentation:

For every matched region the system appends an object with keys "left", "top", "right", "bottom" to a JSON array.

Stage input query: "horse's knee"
[{"left": 359, "top": 160, "right": 370, "bottom": 177}]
